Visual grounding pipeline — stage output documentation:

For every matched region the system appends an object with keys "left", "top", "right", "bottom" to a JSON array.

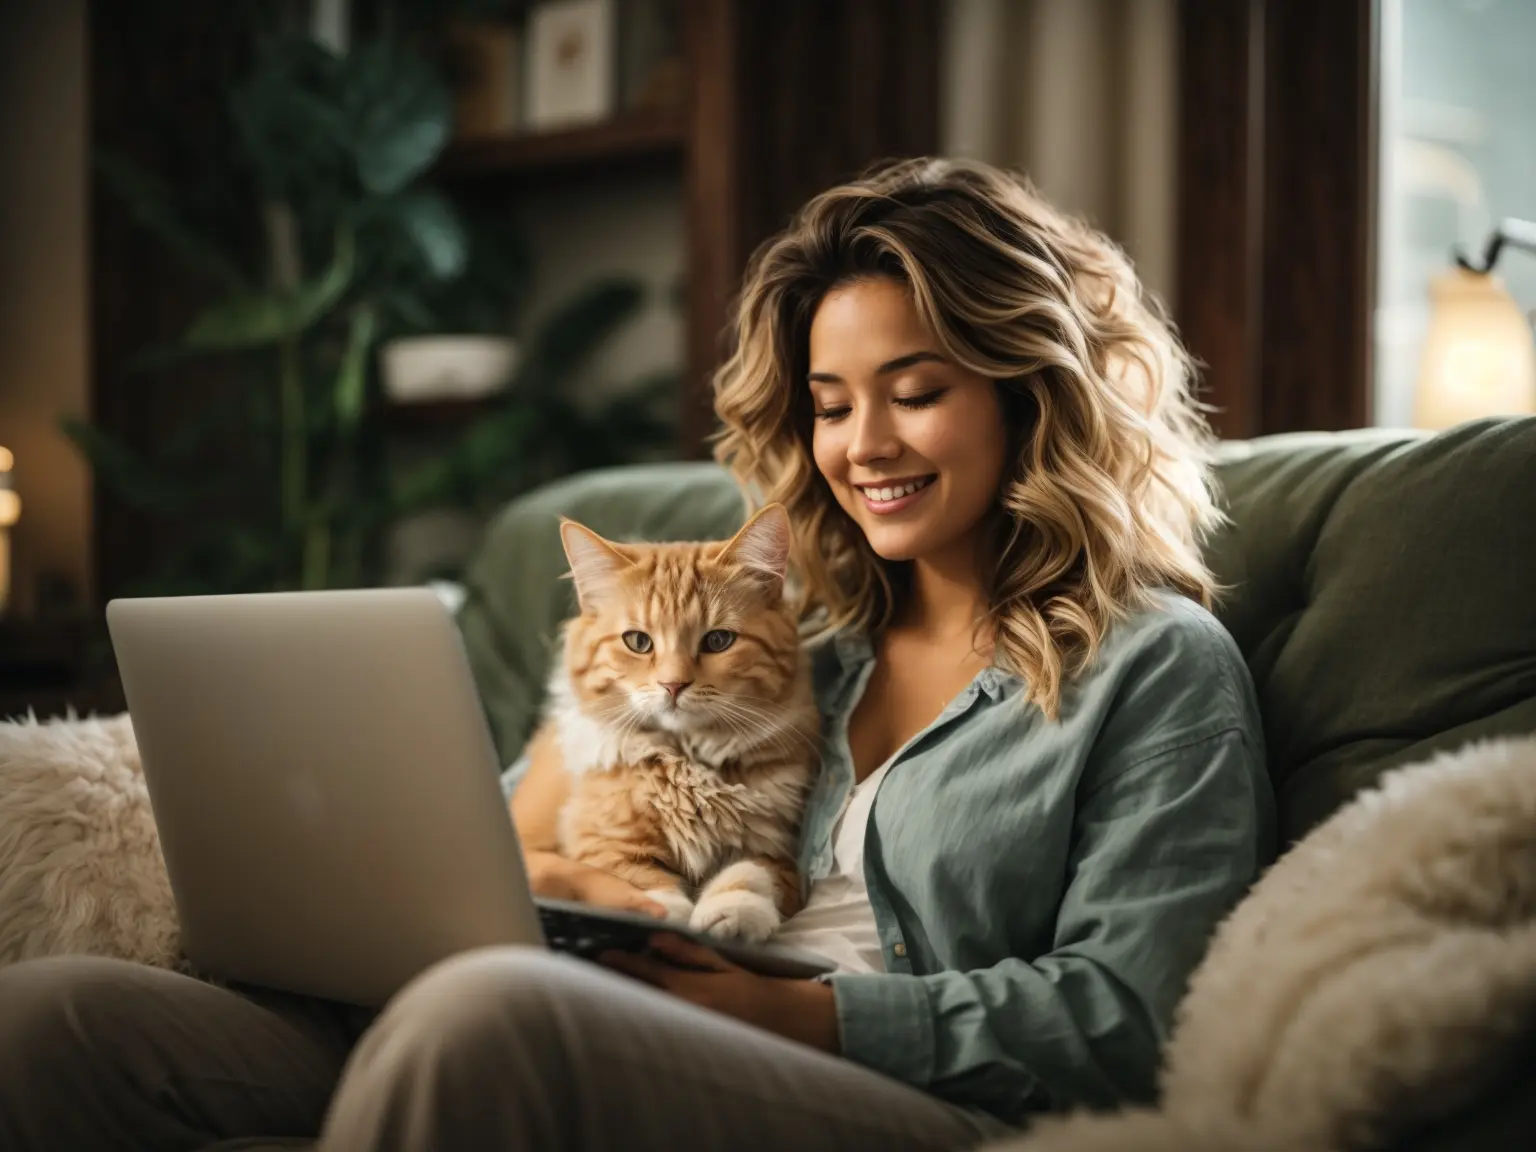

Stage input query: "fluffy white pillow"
[{"left": 0, "top": 712, "right": 182, "bottom": 969}]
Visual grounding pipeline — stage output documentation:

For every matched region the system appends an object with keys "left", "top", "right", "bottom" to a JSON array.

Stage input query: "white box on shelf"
[
  {"left": 526, "top": 0, "right": 617, "bottom": 130},
  {"left": 380, "top": 337, "right": 520, "bottom": 404}
]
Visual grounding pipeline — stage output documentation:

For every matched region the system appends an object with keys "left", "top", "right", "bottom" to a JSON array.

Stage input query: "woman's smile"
[{"left": 854, "top": 474, "right": 936, "bottom": 514}]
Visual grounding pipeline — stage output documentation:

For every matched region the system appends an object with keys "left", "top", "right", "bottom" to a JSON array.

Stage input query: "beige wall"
[
  {"left": 0, "top": 0, "right": 91, "bottom": 614},
  {"left": 511, "top": 168, "right": 685, "bottom": 402},
  {"left": 940, "top": 0, "right": 1179, "bottom": 304}
]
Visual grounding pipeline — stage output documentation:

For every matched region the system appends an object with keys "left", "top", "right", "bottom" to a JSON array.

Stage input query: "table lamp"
[
  {"left": 1414, "top": 218, "right": 1536, "bottom": 429},
  {"left": 0, "top": 446, "right": 18, "bottom": 615}
]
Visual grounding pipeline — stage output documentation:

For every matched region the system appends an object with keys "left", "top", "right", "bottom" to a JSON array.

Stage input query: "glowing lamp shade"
[
  {"left": 0, "top": 446, "right": 17, "bottom": 614},
  {"left": 1413, "top": 268, "right": 1536, "bottom": 430}
]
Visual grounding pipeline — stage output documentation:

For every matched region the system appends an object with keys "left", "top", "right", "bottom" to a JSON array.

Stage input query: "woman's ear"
[
  {"left": 559, "top": 519, "right": 632, "bottom": 611},
  {"left": 717, "top": 503, "right": 792, "bottom": 593}
]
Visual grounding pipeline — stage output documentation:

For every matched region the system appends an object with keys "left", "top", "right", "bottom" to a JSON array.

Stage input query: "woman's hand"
[
  {"left": 525, "top": 850, "right": 669, "bottom": 919},
  {"left": 602, "top": 933, "right": 841, "bottom": 1053}
]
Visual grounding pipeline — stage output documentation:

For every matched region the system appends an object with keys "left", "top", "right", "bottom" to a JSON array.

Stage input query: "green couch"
[{"left": 453, "top": 419, "right": 1536, "bottom": 1148}]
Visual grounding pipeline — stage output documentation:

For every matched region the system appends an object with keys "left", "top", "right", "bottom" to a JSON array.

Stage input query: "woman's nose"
[{"left": 847, "top": 406, "right": 901, "bottom": 466}]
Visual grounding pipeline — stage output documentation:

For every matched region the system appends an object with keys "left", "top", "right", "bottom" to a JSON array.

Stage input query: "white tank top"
[{"left": 772, "top": 761, "right": 894, "bottom": 973}]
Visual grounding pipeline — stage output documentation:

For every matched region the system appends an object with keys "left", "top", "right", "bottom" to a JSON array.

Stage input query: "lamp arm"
[{"left": 1456, "top": 217, "right": 1536, "bottom": 275}]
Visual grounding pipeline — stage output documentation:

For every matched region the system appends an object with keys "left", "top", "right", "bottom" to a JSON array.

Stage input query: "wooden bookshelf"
[{"left": 438, "top": 108, "right": 686, "bottom": 181}]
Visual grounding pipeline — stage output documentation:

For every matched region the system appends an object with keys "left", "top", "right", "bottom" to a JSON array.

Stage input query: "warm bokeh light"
[
  {"left": 0, "top": 446, "right": 14, "bottom": 614},
  {"left": 0, "top": 445, "right": 16, "bottom": 529},
  {"left": 1414, "top": 269, "right": 1536, "bottom": 429}
]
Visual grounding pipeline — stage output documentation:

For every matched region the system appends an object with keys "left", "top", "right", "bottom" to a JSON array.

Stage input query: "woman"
[{"left": 0, "top": 158, "right": 1273, "bottom": 1152}]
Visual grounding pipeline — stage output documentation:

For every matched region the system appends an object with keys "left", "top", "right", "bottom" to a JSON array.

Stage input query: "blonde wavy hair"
[{"left": 712, "top": 157, "right": 1222, "bottom": 718}]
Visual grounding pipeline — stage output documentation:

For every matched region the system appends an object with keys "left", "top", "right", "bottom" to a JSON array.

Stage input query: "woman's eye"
[
  {"left": 813, "top": 407, "right": 850, "bottom": 423},
  {"left": 895, "top": 389, "right": 945, "bottom": 410},
  {"left": 622, "top": 631, "right": 653, "bottom": 654},
  {"left": 701, "top": 629, "right": 736, "bottom": 654}
]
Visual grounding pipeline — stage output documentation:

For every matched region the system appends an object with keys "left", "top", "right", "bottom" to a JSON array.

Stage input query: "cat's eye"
[
  {"left": 701, "top": 629, "right": 736, "bottom": 654},
  {"left": 622, "top": 631, "right": 653, "bottom": 654}
]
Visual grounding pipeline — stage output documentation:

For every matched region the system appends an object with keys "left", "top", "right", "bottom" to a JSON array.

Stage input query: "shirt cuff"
[{"left": 829, "top": 972, "right": 936, "bottom": 1087}]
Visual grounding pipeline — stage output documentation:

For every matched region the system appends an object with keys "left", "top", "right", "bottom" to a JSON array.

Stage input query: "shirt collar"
[
  {"left": 832, "top": 630, "right": 874, "bottom": 669},
  {"left": 975, "top": 666, "right": 1008, "bottom": 701}
]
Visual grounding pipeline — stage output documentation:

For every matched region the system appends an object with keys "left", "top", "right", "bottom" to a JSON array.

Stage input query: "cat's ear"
[
  {"left": 560, "top": 519, "right": 631, "bottom": 610},
  {"left": 718, "top": 503, "right": 792, "bottom": 592}
]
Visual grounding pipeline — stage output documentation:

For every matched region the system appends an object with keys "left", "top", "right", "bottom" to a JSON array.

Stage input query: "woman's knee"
[
  {"left": 0, "top": 955, "right": 150, "bottom": 1119},
  {"left": 324, "top": 950, "right": 614, "bottom": 1147},
  {"left": 360, "top": 947, "right": 604, "bottom": 1079},
  {"left": 0, "top": 956, "right": 123, "bottom": 1058},
  {"left": 382, "top": 947, "right": 598, "bottom": 1035}
]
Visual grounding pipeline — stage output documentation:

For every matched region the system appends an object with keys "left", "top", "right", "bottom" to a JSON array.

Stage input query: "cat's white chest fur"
[
  {"left": 545, "top": 664, "right": 806, "bottom": 878},
  {"left": 636, "top": 757, "right": 801, "bottom": 880}
]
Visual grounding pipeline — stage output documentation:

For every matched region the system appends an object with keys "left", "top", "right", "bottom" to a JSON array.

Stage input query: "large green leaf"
[
  {"left": 389, "top": 190, "right": 466, "bottom": 280},
  {"left": 95, "top": 151, "right": 249, "bottom": 292},
  {"left": 231, "top": 38, "right": 352, "bottom": 204},
  {"left": 345, "top": 44, "right": 453, "bottom": 195},
  {"left": 180, "top": 227, "right": 355, "bottom": 351},
  {"left": 375, "top": 212, "right": 531, "bottom": 338},
  {"left": 419, "top": 212, "right": 531, "bottom": 333}
]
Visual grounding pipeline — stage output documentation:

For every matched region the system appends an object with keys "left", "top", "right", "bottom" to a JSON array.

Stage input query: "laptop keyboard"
[{"left": 537, "top": 903, "right": 657, "bottom": 960}]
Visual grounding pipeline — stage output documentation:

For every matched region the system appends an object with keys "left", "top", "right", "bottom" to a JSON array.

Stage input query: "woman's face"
[{"left": 807, "top": 277, "right": 1009, "bottom": 568}]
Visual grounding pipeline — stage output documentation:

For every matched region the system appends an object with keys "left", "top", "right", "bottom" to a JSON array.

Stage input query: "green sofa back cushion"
[{"left": 456, "top": 418, "right": 1536, "bottom": 842}]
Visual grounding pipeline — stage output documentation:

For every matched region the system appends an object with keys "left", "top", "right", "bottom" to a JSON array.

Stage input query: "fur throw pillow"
[
  {"left": 0, "top": 712, "right": 182, "bottom": 969},
  {"left": 989, "top": 736, "right": 1536, "bottom": 1152}
]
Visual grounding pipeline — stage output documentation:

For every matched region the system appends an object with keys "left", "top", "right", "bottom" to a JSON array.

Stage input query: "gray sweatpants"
[{"left": 0, "top": 948, "right": 1009, "bottom": 1152}]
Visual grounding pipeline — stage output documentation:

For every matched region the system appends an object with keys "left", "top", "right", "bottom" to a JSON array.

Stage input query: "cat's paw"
[
  {"left": 644, "top": 888, "right": 696, "bottom": 924},
  {"left": 690, "top": 891, "right": 781, "bottom": 944}
]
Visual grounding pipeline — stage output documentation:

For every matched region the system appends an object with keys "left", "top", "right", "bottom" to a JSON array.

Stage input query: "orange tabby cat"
[{"left": 536, "top": 503, "right": 819, "bottom": 943}]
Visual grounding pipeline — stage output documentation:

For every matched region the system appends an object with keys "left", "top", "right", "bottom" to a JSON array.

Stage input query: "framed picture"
[{"left": 526, "top": 0, "right": 617, "bottom": 130}]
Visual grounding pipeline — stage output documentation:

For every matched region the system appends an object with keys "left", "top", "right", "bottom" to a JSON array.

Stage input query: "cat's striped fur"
[{"left": 537, "top": 504, "right": 819, "bottom": 943}]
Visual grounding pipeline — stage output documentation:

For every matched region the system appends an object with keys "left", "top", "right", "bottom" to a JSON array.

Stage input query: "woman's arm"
[{"left": 829, "top": 727, "right": 1271, "bottom": 1119}]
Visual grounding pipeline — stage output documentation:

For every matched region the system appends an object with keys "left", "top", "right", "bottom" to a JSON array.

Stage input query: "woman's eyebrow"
[{"left": 807, "top": 350, "right": 946, "bottom": 384}]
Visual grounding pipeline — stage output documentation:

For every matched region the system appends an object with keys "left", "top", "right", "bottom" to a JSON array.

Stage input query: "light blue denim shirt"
[{"left": 504, "top": 590, "right": 1274, "bottom": 1126}]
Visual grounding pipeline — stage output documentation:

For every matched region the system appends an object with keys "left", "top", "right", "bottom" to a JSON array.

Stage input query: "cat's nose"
[{"left": 660, "top": 681, "right": 692, "bottom": 703}]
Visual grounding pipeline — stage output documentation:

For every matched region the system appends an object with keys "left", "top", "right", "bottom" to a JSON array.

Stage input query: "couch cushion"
[
  {"left": 457, "top": 418, "right": 1536, "bottom": 842},
  {"left": 1206, "top": 417, "right": 1536, "bottom": 842}
]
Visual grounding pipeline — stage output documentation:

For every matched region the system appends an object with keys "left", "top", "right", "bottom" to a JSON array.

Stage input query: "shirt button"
[{"left": 892, "top": 943, "right": 907, "bottom": 958}]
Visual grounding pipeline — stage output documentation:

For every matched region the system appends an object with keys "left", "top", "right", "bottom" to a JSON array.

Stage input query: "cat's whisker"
[
  {"left": 705, "top": 700, "right": 819, "bottom": 756},
  {"left": 708, "top": 700, "right": 818, "bottom": 745},
  {"left": 704, "top": 699, "right": 778, "bottom": 733},
  {"left": 711, "top": 690, "right": 799, "bottom": 709},
  {"left": 707, "top": 696, "right": 815, "bottom": 736}
]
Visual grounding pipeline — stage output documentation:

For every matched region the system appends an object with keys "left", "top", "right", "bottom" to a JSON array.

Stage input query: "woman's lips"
[{"left": 856, "top": 475, "right": 935, "bottom": 515}]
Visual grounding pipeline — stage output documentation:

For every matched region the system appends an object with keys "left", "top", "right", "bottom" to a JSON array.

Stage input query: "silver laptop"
[{"left": 108, "top": 588, "right": 832, "bottom": 1006}]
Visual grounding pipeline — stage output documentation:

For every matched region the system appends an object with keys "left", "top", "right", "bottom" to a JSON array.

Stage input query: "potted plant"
[{"left": 71, "top": 31, "right": 675, "bottom": 596}]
